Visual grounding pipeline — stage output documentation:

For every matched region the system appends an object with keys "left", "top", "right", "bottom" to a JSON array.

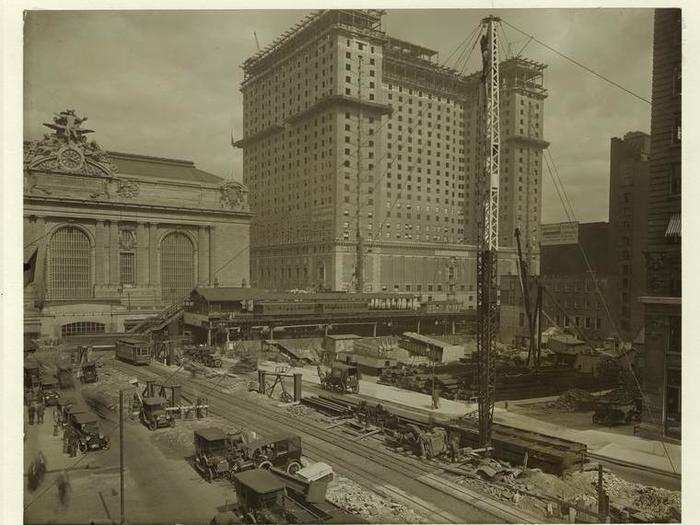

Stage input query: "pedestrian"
[
  {"left": 28, "top": 402, "right": 35, "bottom": 425},
  {"left": 37, "top": 399, "right": 45, "bottom": 424},
  {"left": 56, "top": 470, "right": 71, "bottom": 509},
  {"left": 432, "top": 385, "right": 441, "bottom": 410}
]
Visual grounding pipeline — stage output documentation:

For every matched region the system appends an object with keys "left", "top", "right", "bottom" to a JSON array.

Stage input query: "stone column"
[
  {"left": 198, "top": 225, "right": 210, "bottom": 286},
  {"left": 208, "top": 225, "right": 215, "bottom": 286},
  {"left": 94, "top": 221, "right": 106, "bottom": 286},
  {"left": 137, "top": 222, "right": 149, "bottom": 287},
  {"left": 149, "top": 223, "right": 160, "bottom": 291},
  {"left": 109, "top": 221, "right": 119, "bottom": 285}
]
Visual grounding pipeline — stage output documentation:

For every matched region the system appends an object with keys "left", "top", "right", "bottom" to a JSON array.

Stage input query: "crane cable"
[{"left": 502, "top": 19, "right": 651, "bottom": 105}]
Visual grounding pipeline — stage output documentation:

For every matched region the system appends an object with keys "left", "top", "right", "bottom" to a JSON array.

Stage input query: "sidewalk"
[{"left": 298, "top": 366, "right": 681, "bottom": 475}]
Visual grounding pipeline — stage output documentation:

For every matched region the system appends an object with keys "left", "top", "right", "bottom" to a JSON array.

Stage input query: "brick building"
[
  {"left": 638, "top": 9, "right": 681, "bottom": 441},
  {"left": 236, "top": 10, "right": 548, "bottom": 299},
  {"left": 609, "top": 131, "right": 650, "bottom": 339},
  {"left": 24, "top": 110, "right": 251, "bottom": 340},
  {"left": 500, "top": 222, "right": 618, "bottom": 346}
]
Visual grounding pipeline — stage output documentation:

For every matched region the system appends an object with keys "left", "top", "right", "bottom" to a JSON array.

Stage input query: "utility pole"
[
  {"left": 355, "top": 54, "right": 365, "bottom": 293},
  {"left": 515, "top": 227, "right": 536, "bottom": 367},
  {"left": 119, "top": 389, "right": 125, "bottom": 524},
  {"left": 476, "top": 16, "right": 501, "bottom": 449}
]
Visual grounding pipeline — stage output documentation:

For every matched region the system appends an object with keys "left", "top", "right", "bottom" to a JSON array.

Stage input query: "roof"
[
  {"left": 264, "top": 340, "right": 311, "bottom": 361},
  {"left": 143, "top": 396, "right": 167, "bottom": 406},
  {"left": 194, "top": 427, "right": 227, "bottom": 442},
  {"left": 193, "top": 287, "right": 277, "bottom": 302},
  {"left": 332, "top": 363, "right": 358, "bottom": 371},
  {"left": 72, "top": 412, "right": 99, "bottom": 424},
  {"left": 233, "top": 469, "right": 285, "bottom": 494},
  {"left": 337, "top": 353, "right": 393, "bottom": 369},
  {"left": 118, "top": 337, "right": 146, "bottom": 345},
  {"left": 108, "top": 151, "right": 224, "bottom": 185},
  {"left": 401, "top": 332, "right": 457, "bottom": 349},
  {"left": 325, "top": 334, "right": 363, "bottom": 341}
]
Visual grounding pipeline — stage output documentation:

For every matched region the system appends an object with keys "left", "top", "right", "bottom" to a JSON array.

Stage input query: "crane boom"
[
  {"left": 476, "top": 16, "right": 501, "bottom": 449},
  {"left": 515, "top": 227, "right": 536, "bottom": 367}
]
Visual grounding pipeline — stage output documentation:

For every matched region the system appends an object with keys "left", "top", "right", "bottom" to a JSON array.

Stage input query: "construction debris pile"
[
  {"left": 551, "top": 389, "right": 597, "bottom": 411},
  {"left": 455, "top": 457, "right": 681, "bottom": 523},
  {"left": 326, "top": 475, "right": 429, "bottom": 523}
]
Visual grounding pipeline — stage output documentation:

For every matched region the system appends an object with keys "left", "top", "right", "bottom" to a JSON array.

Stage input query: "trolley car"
[{"left": 115, "top": 338, "right": 151, "bottom": 365}]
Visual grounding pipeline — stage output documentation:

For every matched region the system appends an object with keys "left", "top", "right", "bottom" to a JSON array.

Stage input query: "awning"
[{"left": 665, "top": 212, "right": 681, "bottom": 238}]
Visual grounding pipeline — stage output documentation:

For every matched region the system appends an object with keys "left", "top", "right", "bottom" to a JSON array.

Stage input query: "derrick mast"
[{"left": 476, "top": 16, "right": 501, "bottom": 448}]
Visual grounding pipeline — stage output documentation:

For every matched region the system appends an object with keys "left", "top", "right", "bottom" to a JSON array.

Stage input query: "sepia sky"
[{"left": 24, "top": 8, "right": 654, "bottom": 224}]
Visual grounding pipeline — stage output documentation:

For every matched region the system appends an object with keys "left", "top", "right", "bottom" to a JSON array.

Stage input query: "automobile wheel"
[
  {"left": 148, "top": 420, "right": 157, "bottom": 431},
  {"left": 258, "top": 460, "right": 272, "bottom": 470},
  {"left": 286, "top": 461, "right": 302, "bottom": 475},
  {"left": 78, "top": 441, "right": 88, "bottom": 453}
]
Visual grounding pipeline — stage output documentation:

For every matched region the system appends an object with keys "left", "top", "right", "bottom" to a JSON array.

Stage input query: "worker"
[{"left": 432, "top": 385, "right": 441, "bottom": 410}]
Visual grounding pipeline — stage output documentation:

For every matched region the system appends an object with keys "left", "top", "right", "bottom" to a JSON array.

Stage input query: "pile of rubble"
[
  {"left": 551, "top": 389, "right": 596, "bottom": 411},
  {"left": 455, "top": 457, "right": 681, "bottom": 522},
  {"left": 285, "top": 404, "right": 313, "bottom": 417},
  {"left": 326, "top": 475, "right": 428, "bottom": 523}
]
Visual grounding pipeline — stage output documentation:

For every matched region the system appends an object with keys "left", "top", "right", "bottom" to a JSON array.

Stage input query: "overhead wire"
[{"left": 501, "top": 19, "right": 651, "bottom": 105}]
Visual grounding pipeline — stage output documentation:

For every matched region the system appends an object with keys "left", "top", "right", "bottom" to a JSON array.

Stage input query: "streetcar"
[{"left": 115, "top": 337, "right": 151, "bottom": 365}]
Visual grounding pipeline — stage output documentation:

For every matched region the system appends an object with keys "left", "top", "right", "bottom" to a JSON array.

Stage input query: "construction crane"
[
  {"left": 475, "top": 16, "right": 501, "bottom": 449},
  {"left": 514, "top": 227, "right": 543, "bottom": 368}
]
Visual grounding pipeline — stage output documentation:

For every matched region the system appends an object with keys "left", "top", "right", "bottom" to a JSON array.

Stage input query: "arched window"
[
  {"left": 161, "top": 232, "right": 195, "bottom": 304},
  {"left": 48, "top": 226, "right": 92, "bottom": 300},
  {"left": 61, "top": 321, "right": 105, "bottom": 337}
]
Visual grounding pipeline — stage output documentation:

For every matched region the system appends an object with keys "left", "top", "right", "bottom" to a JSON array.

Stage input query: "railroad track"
[
  {"left": 586, "top": 452, "right": 681, "bottom": 482},
  {"left": 110, "top": 359, "right": 547, "bottom": 524}
]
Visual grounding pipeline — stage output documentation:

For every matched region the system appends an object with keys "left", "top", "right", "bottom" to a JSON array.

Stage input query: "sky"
[{"left": 23, "top": 8, "right": 654, "bottom": 224}]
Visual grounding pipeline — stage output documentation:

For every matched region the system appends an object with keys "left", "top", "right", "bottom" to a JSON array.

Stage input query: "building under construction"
[{"left": 236, "top": 10, "right": 548, "bottom": 298}]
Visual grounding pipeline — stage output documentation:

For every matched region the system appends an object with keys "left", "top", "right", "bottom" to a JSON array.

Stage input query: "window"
[
  {"left": 673, "top": 64, "right": 681, "bottom": 96},
  {"left": 668, "top": 316, "right": 681, "bottom": 354},
  {"left": 669, "top": 163, "right": 681, "bottom": 196},
  {"left": 48, "top": 226, "right": 91, "bottom": 300},
  {"left": 161, "top": 232, "right": 195, "bottom": 303},
  {"left": 61, "top": 321, "right": 105, "bottom": 337},
  {"left": 119, "top": 229, "right": 136, "bottom": 286}
]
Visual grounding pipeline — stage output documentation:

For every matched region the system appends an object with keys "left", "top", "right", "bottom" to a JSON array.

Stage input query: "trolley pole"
[{"left": 120, "top": 389, "right": 125, "bottom": 524}]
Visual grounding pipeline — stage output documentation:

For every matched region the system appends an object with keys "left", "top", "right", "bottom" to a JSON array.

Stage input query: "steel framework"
[{"left": 476, "top": 16, "right": 501, "bottom": 448}]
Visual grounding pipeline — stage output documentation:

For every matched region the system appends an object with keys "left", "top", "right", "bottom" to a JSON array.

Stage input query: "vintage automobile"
[
  {"left": 24, "top": 359, "right": 41, "bottom": 391},
  {"left": 318, "top": 363, "right": 360, "bottom": 394},
  {"left": 232, "top": 469, "right": 292, "bottom": 524},
  {"left": 193, "top": 427, "right": 232, "bottom": 481},
  {"left": 228, "top": 433, "right": 303, "bottom": 475},
  {"left": 140, "top": 396, "right": 175, "bottom": 431},
  {"left": 592, "top": 398, "right": 642, "bottom": 426},
  {"left": 68, "top": 412, "right": 109, "bottom": 452},
  {"left": 40, "top": 375, "right": 61, "bottom": 406}
]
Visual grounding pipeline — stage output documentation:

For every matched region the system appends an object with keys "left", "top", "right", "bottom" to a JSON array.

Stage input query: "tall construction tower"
[{"left": 476, "top": 16, "right": 501, "bottom": 448}]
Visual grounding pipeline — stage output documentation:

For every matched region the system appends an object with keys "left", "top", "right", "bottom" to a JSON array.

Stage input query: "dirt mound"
[{"left": 552, "top": 389, "right": 596, "bottom": 411}]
